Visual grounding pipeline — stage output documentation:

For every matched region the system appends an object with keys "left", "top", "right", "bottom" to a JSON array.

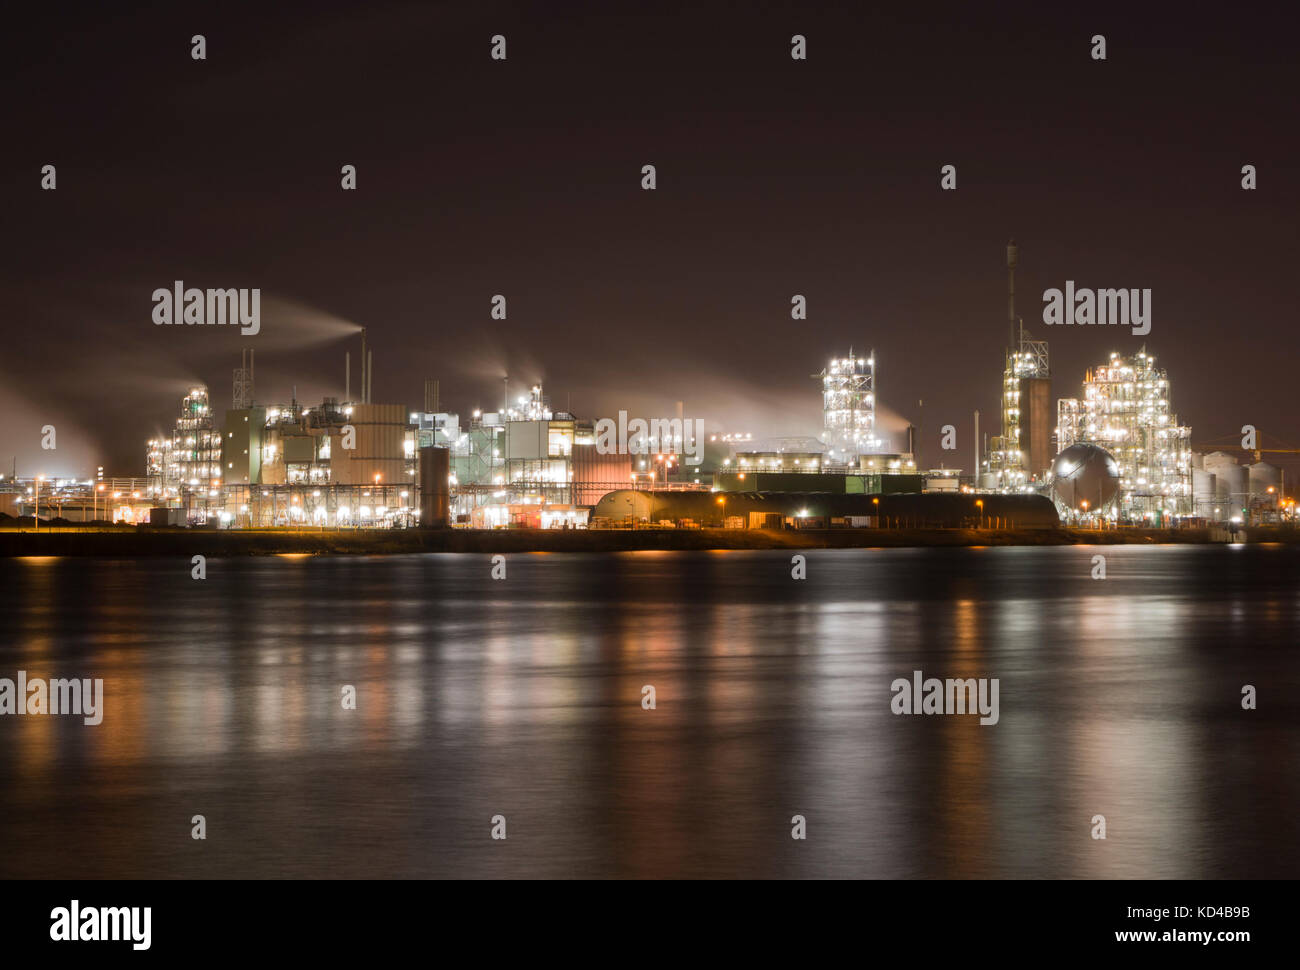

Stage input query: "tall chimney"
[
  {"left": 973, "top": 409, "right": 980, "bottom": 482},
  {"left": 345, "top": 351, "right": 350, "bottom": 401},
  {"left": 367, "top": 350, "right": 373, "bottom": 404},
  {"left": 360, "top": 329, "right": 368, "bottom": 405},
  {"left": 1007, "top": 239, "right": 1018, "bottom": 352}
]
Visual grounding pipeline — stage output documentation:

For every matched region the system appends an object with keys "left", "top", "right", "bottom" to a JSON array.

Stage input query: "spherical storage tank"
[{"left": 1050, "top": 444, "right": 1120, "bottom": 511}]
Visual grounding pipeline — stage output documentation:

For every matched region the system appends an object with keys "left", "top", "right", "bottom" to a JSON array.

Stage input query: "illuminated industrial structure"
[
  {"left": 146, "top": 386, "right": 222, "bottom": 504},
  {"left": 1056, "top": 350, "right": 1192, "bottom": 519},
  {"left": 411, "top": 381, "right": 633, "bottom": 527},
  {"left": 987, "top": 240, "right": 1051, "bottom": 490},
  {"left": 102, "top": 318, "right": 1283, "bottom": 531},
  {"left": 813, "top": 351, "right": 881, "bottom": 464}
]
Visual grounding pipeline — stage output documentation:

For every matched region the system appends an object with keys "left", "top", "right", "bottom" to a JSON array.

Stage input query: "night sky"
[{"left": 3, "top": 1, "right": 1297, "bottom": 477}]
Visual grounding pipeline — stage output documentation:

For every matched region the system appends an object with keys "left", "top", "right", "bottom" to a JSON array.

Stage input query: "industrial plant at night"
[
  {"left": 5, "top": 0, "right": 1300, "bottom": 934},
  {"left": 2, "top": 242, "right": 1291, "bottom": 536}
]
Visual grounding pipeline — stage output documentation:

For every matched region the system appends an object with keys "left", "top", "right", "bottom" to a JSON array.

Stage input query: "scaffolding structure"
[
  {"left": 232, "top": 348, "right": 254, "bottom": 410},
  {"left": 987, "top": 325, "right": 1050, "bottom": 489},
  {"left": 146, "top": 387, "right": 223, "bottom": 504},
  {"left": 813, "top": 350, "right": 881, "bottom": 463},
  {"left": 1056, "top": 350, "right": 1192, "bottom": 517}
]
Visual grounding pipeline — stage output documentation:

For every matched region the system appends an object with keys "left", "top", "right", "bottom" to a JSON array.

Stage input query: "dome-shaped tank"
[{"left": 1050, "top": 444, "right": 1120, "bottom": 511}]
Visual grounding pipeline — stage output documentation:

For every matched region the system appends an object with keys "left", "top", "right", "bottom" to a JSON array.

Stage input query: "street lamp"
[{"left": 34, "top": 475, "right": 44, "bottom": 533}]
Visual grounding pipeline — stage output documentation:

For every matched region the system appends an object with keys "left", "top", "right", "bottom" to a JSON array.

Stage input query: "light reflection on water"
[{"left": 1, "top": 545, "right": 1297, "bottom": 878}]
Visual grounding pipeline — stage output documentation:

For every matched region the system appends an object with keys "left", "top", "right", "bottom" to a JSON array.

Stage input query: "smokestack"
[
  {"left": 249, "top": 349, "right": 254, "bottom": 403},
  {"left": 367, "top": 351, "right": 373, "bottom": 404},
  {"left": 1007, "top": 239, "right": 1018, "bottom": 352},
  {"left": 973, "top": 410, "right": 980, "bottom": 482},
  {"left": 346, "top": 352, "right": 350, "bottom": 401},
  {"left": 360, "top": 328, "right": 367, "bottom": 405}
]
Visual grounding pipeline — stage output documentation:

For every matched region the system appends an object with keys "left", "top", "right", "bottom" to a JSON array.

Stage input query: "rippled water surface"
[{"left": 1, "top": 545, "right": 1297, "bottom": 878}]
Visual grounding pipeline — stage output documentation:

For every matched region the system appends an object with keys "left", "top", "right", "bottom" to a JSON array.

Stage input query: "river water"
[{"left": 1, "top": 545, "right": 1297, "bottom": 878}]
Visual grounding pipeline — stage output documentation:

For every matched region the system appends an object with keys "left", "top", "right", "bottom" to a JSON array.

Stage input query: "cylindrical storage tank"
[
  {"left": 1248, "top": 461, "right": 1281, "bottom": 505},
  {"left": 1192, "top": 467, "right": 1215, "bottom": 501},
  {"left": 1202, "top": 453, "right": 1243, "bottom": 501},
  {"left": 1192, "top": 469, "right": 1217, "bottom": 517},
  {"left": 418, "top": 445, "right": 450, "bottom": 528},
  {"left": 1209, "top": 468, "right": 1247, "bottom": 509},
  {"left": 1222, "top": 465, "right": 1248, "bottom": 507}
]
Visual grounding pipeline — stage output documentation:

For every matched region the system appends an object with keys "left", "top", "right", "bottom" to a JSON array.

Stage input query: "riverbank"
[{"left": 1, "top": 525, "right": 1295, "bottom": 557}]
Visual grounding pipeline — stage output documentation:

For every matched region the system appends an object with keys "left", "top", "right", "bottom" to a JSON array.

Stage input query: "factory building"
[
  {"left": 251, "top": 401, "right": 415, "bottom": 487},
  {"left": 147, "top": 349, "right": 420, "bottom": 525},
  {"left": 209, "top": 398, "right": 417, "bottom": 524},
  {"left": 1056, "top": 350, "right": 1192, "bottom": 519},
  {"left": 413, "top": 383, "right": 632, "bottom": 527},
  {"left": 221, "top": 406, "right": 266, "bottom": 485}
]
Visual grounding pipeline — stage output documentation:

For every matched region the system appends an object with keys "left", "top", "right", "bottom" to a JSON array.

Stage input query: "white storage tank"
[
  {"left": 1203, "top": 452, "right": 1247, "bottom": 506},
  {"left": 1192, "top": 468, "right": 1218, "bottom": 518}
]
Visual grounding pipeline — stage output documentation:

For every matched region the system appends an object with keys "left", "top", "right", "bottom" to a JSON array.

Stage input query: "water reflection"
[{"left": 1, "top": 546, "right": 1297, "bottom": 878}]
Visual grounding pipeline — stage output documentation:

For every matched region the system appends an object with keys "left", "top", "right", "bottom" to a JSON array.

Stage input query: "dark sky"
[{"left": 3, "top": 0, "right": 1298, "bottom": 477}]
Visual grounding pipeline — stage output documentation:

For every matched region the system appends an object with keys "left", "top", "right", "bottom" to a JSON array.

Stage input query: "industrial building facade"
[
  {"left": 1056, "top": 350, "right": 1193, "bottom": 517},
  {"left": 102, "top": 297, "right": 1289, "bottom": 530}
]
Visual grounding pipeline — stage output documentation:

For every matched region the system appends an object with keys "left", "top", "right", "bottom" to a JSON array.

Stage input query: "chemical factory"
[{"left": 2, "top": 245, "right": 1295, "bottom": 531}]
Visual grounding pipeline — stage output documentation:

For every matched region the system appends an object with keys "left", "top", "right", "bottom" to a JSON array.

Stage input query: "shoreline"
[{"left": 1, "top": 525, "right": 1292, "bottom": 557}]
